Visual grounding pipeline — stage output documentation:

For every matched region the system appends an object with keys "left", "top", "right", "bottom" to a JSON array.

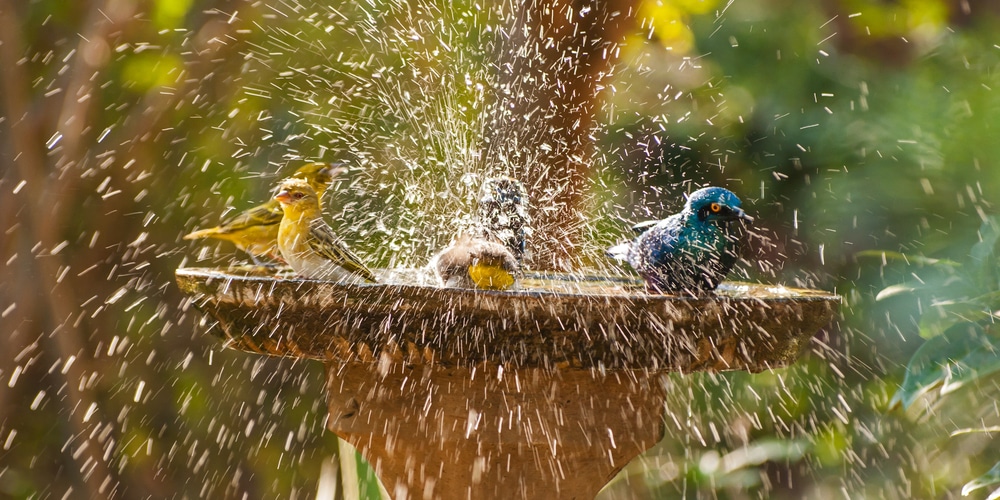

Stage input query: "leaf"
[
  {"left": 890, "top": 322, "right": 1000, "bottom": 409},
  {"left": 971, "top": 217, "right": 1000, "bottom": 268},
  {"left": 875, "top": 283, "right": 927, "bottom": 301},
  {"left": 918, "top": 300, "right": 990, "bottom": 339},
  {"left": 716, "top": 438, "right": 809, "bottom": 474},
  {"left": 971, "top": 217, "right": 1000, "bottom": 293},
  {"left": 918, "top": 291, "right": 1000, "bottom": 339},
  {"left": 941, "top": 333, "right": 1000, "bottom": 395},
  {"left": 951, "top": 426, "right": 1000, "bottom": 437},
  {"left": 855, "top": 249, "right": 961, "bottom": 268},
  {"left": 963, "top": 460, "right": 1000, "bottom": 496},
  {"left": 874, "top": 275, "right": 971, "bottom": 305}
]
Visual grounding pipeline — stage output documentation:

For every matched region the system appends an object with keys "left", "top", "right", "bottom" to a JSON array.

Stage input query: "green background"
[{"left": 2, "top": 0, "right": 999, "bottom": 497}]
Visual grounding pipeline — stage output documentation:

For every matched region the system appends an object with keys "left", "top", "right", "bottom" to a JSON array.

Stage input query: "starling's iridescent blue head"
[{"left": 683, "top": 187, "right": 752, "bottom": 223}]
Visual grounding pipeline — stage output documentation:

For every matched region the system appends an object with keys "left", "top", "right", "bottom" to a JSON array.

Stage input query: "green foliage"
[
  {"left": 972, "top": 217, "right": 1000, "bottom": 292},
  {"left": 862, "top": 219, "right": 1000, "bottom": 340},
  {"left": 963, "top": 460, "right": 1000, "bottom": 500},
  {"left": 121, "top": 53, "right": 184, "bottom": 91},
  {"left": 692, "top": 438, "right": 811, "bottom": 486},
  {"left": 8, "top": 0, "right": 1000, "bottom": 497},
  {"left": 152, "top": 0, "right": 194, "bottom": 29},
  {"left": 873, "top": 217, "right": 1000, "bottom": 493},
  {"left": 889, "top": 322, "right": 1000, "bottom": 409}
]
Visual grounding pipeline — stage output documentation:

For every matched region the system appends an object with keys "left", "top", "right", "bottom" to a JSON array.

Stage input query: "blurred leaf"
[
  {"left": 918, "top": 300, "right": 989, "bottom": 339},
  {"left": 861, "top": 249, "right": 967, "bottom": 304},
  {"left": 971, "top": 217, "right": 1000, "bottom": 266},
  {"left": 121, "top": 53, "right": 183, "bottom": 91},
  {"left": 918, "top": 291, "right": 1000, "bottom": 339},
  {"left": 153, "top": 0, "right": 194, "bottom": 29},
  {"left": 891, "top": 322, "right": 1000, "bottom": 409},
  {"left": 941, "top": 334, "right": 1000, "bottom": 395},
  {"left": 698, "top": 439, "right": 809, "bottom": 478},
  {"left": 875, "top": 283, "right": 926, "bottom": 301},
  {"left": 717, "top": 438, "right": 809, "bottom": 473},
  {"left": 951, "top": 426, "right": 1000, "bottom": 437},
  {"left": 963, "top": 460, "right": 1000, "bottom": 497},
  {"left": 964, "top": 290, "right": 1000, "bottom": 310},
  {"left": 855, "top": 249, "right": 962, "bottom": 268},
  {"left": 972, "top": 217, "right": 1000, "bottom": 293}
]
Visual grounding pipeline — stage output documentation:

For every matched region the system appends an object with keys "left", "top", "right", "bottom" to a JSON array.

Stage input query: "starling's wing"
[
  {"left": 608, "top": 218, "right": 672, "bottom": 261},
  {"left": 307, "top": 221, "right": 378, "bottom": 282},
  {"left": 630, "top": 215, "right": 689, "bottom": 270},
  {"left": 628, "top": 216, "right": 689, "bottom": 291}
]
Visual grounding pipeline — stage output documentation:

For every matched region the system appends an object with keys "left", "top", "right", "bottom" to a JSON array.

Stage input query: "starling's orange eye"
[{"left": 710, "top": 203, "right": 722, "bottom": 213}]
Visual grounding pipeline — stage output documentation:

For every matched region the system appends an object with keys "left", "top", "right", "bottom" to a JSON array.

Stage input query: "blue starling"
[
  {"left": 607, "top": 186, "right": 752, "bottom": 294},
  {"left": 432, "top": 176, "right": 529, "bottom": 290}
]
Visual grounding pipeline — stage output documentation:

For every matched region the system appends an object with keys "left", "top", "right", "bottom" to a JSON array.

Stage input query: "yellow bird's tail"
[{"left": 183, "top": 227, "right": 224, "bottom": 240}]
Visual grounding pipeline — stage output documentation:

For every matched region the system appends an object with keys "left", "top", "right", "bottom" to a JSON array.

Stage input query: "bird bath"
[{"left": 175, "top": 266, "right": 838, "bottom": 498}]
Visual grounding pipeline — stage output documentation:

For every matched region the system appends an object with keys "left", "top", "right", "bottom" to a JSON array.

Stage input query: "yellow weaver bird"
[
  {"left": 183, "top": 163, "right": 343, "bottom": 264},
  {"left": 431, "top": 176, "right": 528, "bottom": 290},
  {"left": 273, "top": 178, "right": 377, "bottom": 283}
]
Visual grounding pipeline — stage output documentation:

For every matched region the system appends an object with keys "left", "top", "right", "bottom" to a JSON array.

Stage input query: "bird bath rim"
[{"left": 176, "top": 266, "right": 839, "bottom": 372}]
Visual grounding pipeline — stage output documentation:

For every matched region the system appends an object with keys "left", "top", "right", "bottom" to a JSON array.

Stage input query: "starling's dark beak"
[
  {"left": 274, "top": 190, "right": 292, "bottom": 204},
  {"left": 736, "top": 209, "right": 754, "bottom": 222}
]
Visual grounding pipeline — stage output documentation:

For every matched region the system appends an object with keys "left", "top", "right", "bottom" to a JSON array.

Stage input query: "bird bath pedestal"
[{"left": 175, "top": 267, "right": 838, "bottom": 499}]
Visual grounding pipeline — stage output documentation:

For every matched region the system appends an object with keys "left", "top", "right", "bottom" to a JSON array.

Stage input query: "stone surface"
[
  {"left": 175, "top": 266, "right": 839, "bottom": 499},
  {"left": 176, "top": 266, "right": 839, "bottom": 372},
  {"left": 326, "top": 364, "right": 666, "bottom": 499}
]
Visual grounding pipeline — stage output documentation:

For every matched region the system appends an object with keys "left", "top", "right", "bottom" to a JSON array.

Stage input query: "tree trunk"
[{"left": 485, "top": 0, "right": 635, "bottom": 270}]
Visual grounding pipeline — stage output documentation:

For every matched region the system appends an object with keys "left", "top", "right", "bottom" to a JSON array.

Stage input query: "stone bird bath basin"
[{"left": 176, "top": 266, "right": 838, "bottom": 499}]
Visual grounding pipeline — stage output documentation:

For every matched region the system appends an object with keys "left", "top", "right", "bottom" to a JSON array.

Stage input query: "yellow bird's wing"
[
  {"left": 307, "top": 221, "right": 378, "bottom": 283},
  {"left": 184, "top": 200, "right": 283, "bottom": 239},
  {"left": 214, "top": 201, "right": 284, "bottom": 233}
]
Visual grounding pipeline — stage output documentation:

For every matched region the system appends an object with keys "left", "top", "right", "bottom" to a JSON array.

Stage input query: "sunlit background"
[{"left": 3, "top": 0, "right": 1000, "bottom": 497}]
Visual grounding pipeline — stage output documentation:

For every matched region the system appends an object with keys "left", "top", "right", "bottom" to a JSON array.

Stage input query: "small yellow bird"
[
  {"left": 183, "top": 163, "right": 344, "bottom": 264},
  {"left": 273, "top": 178, "right": 377, "bottom": 283},
  {"left": 431, "top": 176, "right": 528, "bottom": 291},
  {"left": 432, "top": 233, "right": 520, "bottom": 290}
]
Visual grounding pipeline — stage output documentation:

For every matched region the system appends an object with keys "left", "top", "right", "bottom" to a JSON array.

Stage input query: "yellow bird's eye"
[{"left": 710, "top": 203, "right": 721, "bottom": 213}]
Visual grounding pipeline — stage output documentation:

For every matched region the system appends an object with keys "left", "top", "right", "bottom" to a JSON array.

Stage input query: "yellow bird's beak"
[{"left": 274, "top": 190, "right": 292, "bottom": 204}]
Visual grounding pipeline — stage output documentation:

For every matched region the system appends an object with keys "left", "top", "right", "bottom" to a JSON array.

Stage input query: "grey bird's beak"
[{"left": 736, "top": 209, "right": 754, "bottom": 222}]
